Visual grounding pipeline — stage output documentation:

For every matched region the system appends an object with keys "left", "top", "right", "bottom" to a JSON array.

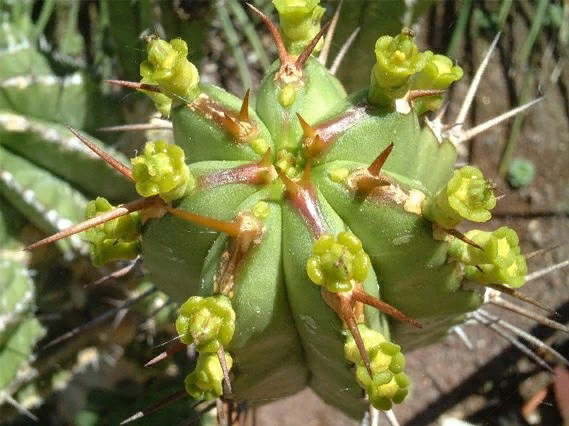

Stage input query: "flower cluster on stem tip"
[
  {"left": 411, "top": 54, "right": 463, "bottom": 113},
  {"left": 131, "top": 140, "right": 195, "bottom": 202},
  {"left": 83, "top": 197, "right": 141, "bottom": 267},
  {"left": 273, "top": 0, "right": 325, "bottom": 55},
  {"left": 344, "top": 324, "right": 409, "bottom": 411},
  {"left": 175, "top": 295, "right": 236, "bottom": 353},
  {"left": 369, "top": 30, "right": 432, "bottom": 106},
  {"left": 424, "top": 165, "right": 496, "bottom": 229},
  {"left": 184, "top": 352, "right": 234, "bottom": 400},
  {"left": 306, "top": 232, "right": 371, "bottom": 292},
  {"left": 176, "top": 295, "right": 236, "bottom": 400},
  {"left": 449, "top": 227, "right": 528, "bottom": 288},
  {"left": 140, "top": 37, "right": 200, "bottom": 115}
]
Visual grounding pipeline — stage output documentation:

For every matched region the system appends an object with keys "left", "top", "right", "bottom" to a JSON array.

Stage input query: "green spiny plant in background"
[
  {"left": 0, "top": 0, "right": 216, "bottom": 421},
  {"left": 0, "top": 3, "right": 119, "bottom": 419},
  {"left": 18, "top": 1, "right": 569, "bottom": 425}
]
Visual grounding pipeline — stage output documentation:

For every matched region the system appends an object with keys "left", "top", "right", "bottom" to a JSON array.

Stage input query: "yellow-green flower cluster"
[
  {"left": 131, "top": 140, "right": 195, "bottom": 202},
  {"left": 184, "top": 352, "right": 233, "bottom": 400},
  {"left": 449, "top": 227, "right": 528, "bottom": 288},
  {"left": 345, "top": 324, "right": 409, "bottom": 411},
  {"left": 84, "top": 197, "right": 141, "bottom": 267},
  {"left": 424, "top": 166, "right": 496, "bottom": 228},
  {"left": 306, "top": 232, "right": 371, "bottom": 292},
  {"left": 175, "top": 295, "right": 236, "bottom": 353},
  {"left": 177, "top": 295, "right": 236, "bottom": 401},
  {"left": 140, "top": 37, "right": 200, "bottom": 116},
  {"left": 273, "top": 0, "right": 325, "bottom": 55},
  {"left": 369, "top": 30, "right": 432, "bottom": 106},
  {"left": 411, "top": 54, "right": 463, "bottom": 113}
]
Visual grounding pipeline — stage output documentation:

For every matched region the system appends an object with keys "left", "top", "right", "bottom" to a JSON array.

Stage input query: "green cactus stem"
[
  {"left": 173, "top": 86, "right": 274, "bottom": 162},
  {"left": 20, "top": 7, "right": 547, "bottom": 422},
  {"left": 184, "top": 352, "right": 234, "bottom": 401},
  {"left": 344, "top": 324, "right": 409, "bottom": 411},
  {"left": 369, "top": 29, "right": 433, "bottom": 107},
  {"left": 211, "top": 210, "right": 266, "bottom": 295},
  {"left": 449, "top": 227, "right": 528, "bottom": 288},
  {"left": 411, "top": 54, "right": 464, "bottom": 114},
  {"left": 197, "top": 153, "right": 277, "bottom": 189},
  {"left": 140, "top": 37, "right": 200, "bottom": 116},
  {"left": 307, "top": 232, "right": 371, "bottom": 292},
  {"left": 175, "top": 295, "right": 236, "bottom": 353},
  {"left": 131, "top": 140, "right": 195, "bottom": 202},
  {"left": 423, "top": 165, "right": 496, "bottom": 228},
  {"left": 83, "top": 197, "right": 141, "bottom": 267},
  {"left": 272, "top": 0, "right": 325, "bottom": 55}
]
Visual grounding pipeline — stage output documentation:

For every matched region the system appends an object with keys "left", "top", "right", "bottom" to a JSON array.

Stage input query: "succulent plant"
[
  {"left": 2, "top": 1, "right": 568, "bottom": 425},
  {"left": 21, "top": 2, "right": 569, "bottom": 424},
  {"left": 0, "top": 5, "right": 115, "bottom": 419},
  {"left": 0, "top": 200, "right": 46, "bottom": 420}
]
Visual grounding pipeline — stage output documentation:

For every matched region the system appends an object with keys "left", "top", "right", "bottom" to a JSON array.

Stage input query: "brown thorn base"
[
  {"left": 239, "top": 89, "right": 250, "bottom": 122},
  {"left": 368, "top": 143, "right": 395, "bottom": 176}
]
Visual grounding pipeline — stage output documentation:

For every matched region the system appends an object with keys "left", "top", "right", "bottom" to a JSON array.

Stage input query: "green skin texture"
[
  {"left": 256, "top": 58, "right": 347, "bottom": 152},
  {"left": 0, "top": 145, "right": 88, "bottom": 254},
  {"left": 138, "top": 47, "right": 484, "bottom": 418},
  {"left": 142, "top": 161, "right": 261, "bottom": 302},
  {"left": 313, "top": 91, "right": 422, "bottom": 172},
  {"left": 173, "top": 84, "right": 274, "bottom": 163},
  {"left": 0, "top": 115, "right": 136, "bottom": 202},
  {"left": 313, "top": 163, "right": 482, "bottom": 348},
  {"left": 0, "top": 194, "right": 46, "bottom": 420},
  {"left": 201, "top": 197, "right": 307, "bottom": 402},
  {"left": 281, "top": 188, "right": 387, "bottom": 417}
]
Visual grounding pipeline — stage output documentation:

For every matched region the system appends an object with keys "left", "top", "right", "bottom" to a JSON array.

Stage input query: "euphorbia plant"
[{"left": 24, "top": 1, "right": 568, "bottom": 423}]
